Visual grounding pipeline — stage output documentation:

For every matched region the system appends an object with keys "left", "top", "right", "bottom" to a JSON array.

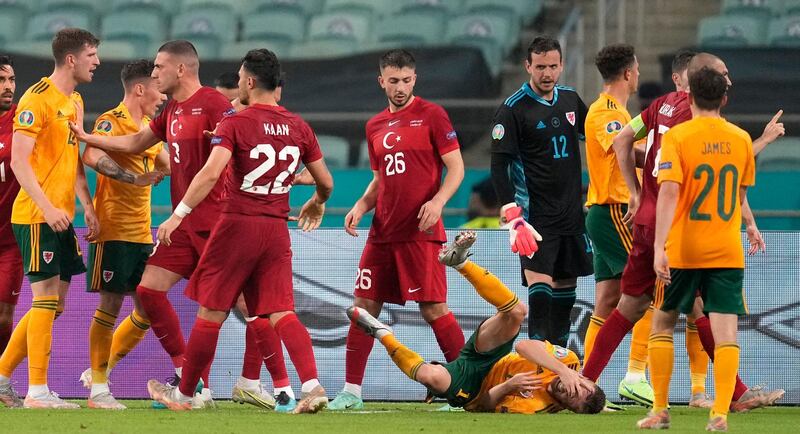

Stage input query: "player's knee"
[
  {"left": 197, "top": 307, "right": 228, "bottom": 324},
  {"left": 420, "top": 302, "right": 449, "bottom": 323},
  {"left": 98, "top": 291, "right": 125, "bottom": 314},
  {"left": 507, "top": 302, "right": 528, "bottom": 323},
  {"left": 617, "top": 294, "right": 649, "bottom": 321}
]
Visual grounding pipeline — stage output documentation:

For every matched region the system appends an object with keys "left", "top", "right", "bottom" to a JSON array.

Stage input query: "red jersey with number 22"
[
  {"left": 150, "top": 87, "right": 234, "bottom": 232},
  {"left": 211, "top": 104, "right": 323, "bottom": 219},
  {"left": 0, "top": 105, "right": 20, "bottom": 246},
  {"left": 365, "top": 97, "right": 460, "bottom": 243},
  {"left": 634, "top": 91, "right": 691, "bottom": 228}
]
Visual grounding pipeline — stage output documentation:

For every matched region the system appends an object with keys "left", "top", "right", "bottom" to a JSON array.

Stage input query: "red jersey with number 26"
[
  {"left": 634, "top": 91, "right": 691, "bottom": 228},
  {"left": 150, "top": 87, "right": 234, "bottom": 232},
  {"left": 365, "top": 97, "right": 460, "bottom": 243},
  {"left": 0, "top": 105, "right": 20, "bottom": 246},
  {"left": 211, "top": 104, "right": 323, "bottom": 219}
]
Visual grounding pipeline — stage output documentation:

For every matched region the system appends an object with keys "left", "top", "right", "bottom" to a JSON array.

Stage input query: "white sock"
[
  {"left": 343, "top": 382, "right": 362, "bottom": 398},
  {"left": 301, "top": 379, "right": 320, "bottom": 394},
  {"left": 274, "top": 386, "right": 294, "bottom": 399},
  {"left": 176, "top": 389, "right": 192, "bottom": 402},
  {"left": 374, "top": 329, "right": 391, "bottom": 340},
  {"left": 624, "top": 372, "right": 646, "bottom": 383},
  {"left": 90, "top": 382, "right": 110, "bottom": 398},
  {"left": 28, "top": 384, "right": 49, "bottom": 398},
  {"left": 175, "top": 367, "right": 183, "bottom": 378},
  {"left": 202, "top": 387, "right": 211, "bottom": 395},
  {"left": 453, "top": 260, "right": 466, "bottom": 270},
  {"left": 237, "top": 377, "right": 260, "bottom": 390},
  {"left": 0, "top": 375, "right": 10, "bottom": 386}
]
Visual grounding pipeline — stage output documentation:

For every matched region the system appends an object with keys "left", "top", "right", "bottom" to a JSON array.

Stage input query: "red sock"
[
  {"left": 0, "top": 322, "right": 12, "bottom": 354},
  {"left": 201, "top": 364, "right": 211, "bottom": 389},
  {"left": 136, "top": 286, "right": 185, "bottom": 365},
  {"left": 344, "top": 323, "right": 375, "bottom": 385},
  {"left": 694, "top": 315, "right": 748, "bottom": 401},
  {"left": 250, "top": 317, "right": 290, "bottom": 388},
  {"left": 179, "top": 318, "right": 221, "bottom": 397},
  {"left": 273, "top": 313, "right": 317, "bottom": 383},
  {"left": 242, "top": 323, "right": 263, "bottom": 380},
  {"left": 582, "top": 309, "right": 634, "bottom": 382},
  {"left": 429, "top": 312, "right": 464, "bottom": 363}
]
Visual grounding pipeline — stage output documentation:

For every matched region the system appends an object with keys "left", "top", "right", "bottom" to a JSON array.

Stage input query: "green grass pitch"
[{"left": 2, "top": 401, "right": 798, "bottom": 433}]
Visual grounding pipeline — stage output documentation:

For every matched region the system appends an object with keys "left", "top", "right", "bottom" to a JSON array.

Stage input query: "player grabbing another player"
[
  {"left": 147, "top": 48, "right": 333, "bottom": 413},
  {"left": 583, "top": 44, "right": 654, "bottom": 406},
  {"left": 348, "top": 231, "right": 606, "bottom": 414},
  {"left": 330, "top": 49, "right": 465, "bottom": 410},
  {"left": 491, "top": 36, "right": 592, "bottom": 347},
  {"left": 78, "top": 59, "right": 168, "bottom": 410},
  {"left": 639, "top": 66, "right": 753, "bottom": 432},
  {"left": 0, "top": 55, "right": 21, "bottom": 360},
  {"left": 0, "top": 28, "right": 100, "bottom": 409}
]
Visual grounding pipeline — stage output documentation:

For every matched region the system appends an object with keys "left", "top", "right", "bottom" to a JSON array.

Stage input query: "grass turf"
[{"left": 1, "top": 401, "right": 797, "bottom": 433}]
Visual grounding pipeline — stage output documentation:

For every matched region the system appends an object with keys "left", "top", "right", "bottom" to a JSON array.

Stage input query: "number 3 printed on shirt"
[
  {"left": 241, "top": 144, "right": 300, "bottom": 195},
  {"left": 171, "top": 142, "right": 181, "bottom": 163}
]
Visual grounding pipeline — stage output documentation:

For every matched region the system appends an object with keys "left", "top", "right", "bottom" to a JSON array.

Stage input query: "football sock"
[
  {"left": 89, "top": 308, "right": 117, "bottom": 385},
  {"left": 301, "top": 379, "right": 321, "bottom": 394},
  {"left": 527, "top": 282, "right": 552, "bottom": 340},
  {"left": 694, "top": 315, "right": 748, "bottom": 401},
  {"left": 343, "top": 382, "right": 362, "bottom": 398},
  {"left": 201, "top": 363, "right": 211, "bottom": 390},
  {"left": 343, "top": 323, "right": 374, "bottom": 387},
  {"left": 582, "top": 315, "right": 605, "bottom": 366},
  {"left": 136, "top": 286, "right": 185, "bottom": 367},
  {"left": 28, "top": 295, "right": 58, "bottom": 387},
  {"left": 178, "top": 318, "right": 221, "bottom": 398},
  {"left": 0, "top": 321, "right": 12, "bottom": 354},
  {"left": 429, "top": 312, "right": 464, "bottom": 363},
  {"left": 582, "top": 308, "right": 634, "bottom": 381},
  {"left": 458, "top": 261, "right": 519, "bottom": 312},
  {"left": 686, "top": 319, "right": 709, "bottom": 395},
  {"left": 0, "top": 311, "right": 29, "bottom": 378},
  {"left": 28, "top": 384, "right": 49, "bottom": 398},
  {"left": 712, "top": 343, "right": 740, "bottom": 420},
  {"left": 274, "top": 313, "right": 318, "bottom": 383},
  {"left": 108, "top": 310, "right": 150, "bottom": 371},
  {"left": 379, "top": 334, "right": 425, "bottom": 381},
  {"left": 550, "top": 286, "right": 576, "bottom": 347},
  {"left": 236, "top": 377, "right": 259, "bottom": 390},
  {"left": 249, "top": 317, "right": 290, "bottom": 388},
  {"left": 90, "top": 382, "right": 110, "bottom": 398},
  {"left": 242, "top": 320, "right": 263, "bottom": 380},
  {"left": 648, "top": 333, "right": 674, "bottom": 412},
  {"left": 628, "top": 306, "right": 652, "bottom": 375}
]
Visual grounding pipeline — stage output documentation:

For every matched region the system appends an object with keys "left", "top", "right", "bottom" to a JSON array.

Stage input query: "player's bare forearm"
[
  {"left": 653, "top": 182, "right": 679, "bottom": 251},
  {"left": 433, "top": 149, "right": 464, "bottom": 206},
  {"left": 355, "top": 172, "right": 380, "bottom": 212},
  {"left": 634, "top": 142, "right": 646, "bottom": 168},
  {"left": 515, "top": 340, "right": 572, "bottom": 378},
  {"left": 10, "top": 133, "right": 57, "bottom": 213},
  {"left": 305, "top": 158, "right": 333, "bottom": 204},
  {"left": 83, "top": 146, "right": 138, "bottom": 184},
  {"left": 613, "top": 126, "right": 641, "bottom": 196},
  {"left": 74, "top": 160, "right": 94, "bottom": 211},
  {"left": 474, "top": 382, "right": 513, "bottom": 412},
  {"left": 741, "top": 193, "right": 755, "bottom": 228},
  {"left": 155, "top": 148, "right": 171, "bottom": 175}
]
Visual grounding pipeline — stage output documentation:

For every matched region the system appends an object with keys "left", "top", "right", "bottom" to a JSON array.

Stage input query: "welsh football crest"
[
  {"left": 566, "top": 111, "right": 576, "bottom": 126},
  {"left": 103, "top": 270, "right": 114, "bottom": 283},
  {"left": 42, "top": 251, "right": 54, "bottom": 264}
]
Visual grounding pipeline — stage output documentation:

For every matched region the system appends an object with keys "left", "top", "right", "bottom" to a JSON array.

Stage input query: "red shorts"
[
  {"left": 620, "top": 223, "right": 657, "bottom": 298},
  {"left": 147, "top": 225, "right": 210, "bottom": 278},
  {"left": 185, "top": 214, "right": 294, "bottom": 316},
  {"left": 355, "top": 240, "right": 447, "bottom": 306},
  {"left": 0, "top": 243, "right": 23, "bottom": 305}
]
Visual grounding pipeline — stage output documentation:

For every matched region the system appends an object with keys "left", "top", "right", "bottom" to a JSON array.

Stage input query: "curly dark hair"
[
  {"left": 595, "top": 44, "right": 636, "bottom": 82},
  {"left": 689, "top": 66, "right": 727, "bottom": 110},
  {"left": 242, "top": 48, "right": 282, "bottom": 91},
  {"left": 527, "top": 36, "right": 561, "bottom": 62}
]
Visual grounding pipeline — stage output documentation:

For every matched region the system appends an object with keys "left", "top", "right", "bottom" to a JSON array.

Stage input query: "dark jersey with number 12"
[{"left": 491, "top": 83, "right": 588, "bottom": 235}]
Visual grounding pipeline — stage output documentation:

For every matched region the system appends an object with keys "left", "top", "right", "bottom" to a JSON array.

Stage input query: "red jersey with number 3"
[
  {"left": 150, "top": 87, "right": 234, "bottom": 232},
  {"left": 634, "top": 91, "right": 691, "bottom": 228},
  {"left": 211, "top": 104, "right": 323, "bottom": 219},
  {"left": 365, "top": 97, "right": 460, "bottom": 243},
  {"left": 0, "top": 105, "right": 20, "bottom": 246}
]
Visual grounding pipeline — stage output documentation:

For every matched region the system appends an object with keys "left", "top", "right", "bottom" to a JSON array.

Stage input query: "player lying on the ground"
[{"left": 347, "top": 231, "right": 606, "bottom": 414}]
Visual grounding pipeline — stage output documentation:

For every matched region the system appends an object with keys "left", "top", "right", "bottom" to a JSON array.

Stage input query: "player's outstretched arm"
[
  {"left": 10, "top": 133, "right": 70, "bottom": 232},
  {"left": 473, "top": 371, "right": 542, "bottom": 412},
  {"left": 297, "top": 158, "right": 333, "bottom": 232},
  {"left": 82, "top": 146, "right": 164, "bottom": 186},
  {"left": 653, "top": 182, "right": 679, "bottom": 285},
  {"left": 753, "top": 110, "right": 784, "bottom": 155},
  {"left": 71, "top": 121, "right": 160, "bottom": 154},
  {"left": 75, "top": 158, "right": 100, "bottom": 241},
  {"left": 418, "top": 149, "right": 464, "bottom": 232},
  {"left": 156, "top": 146, "right": 232, "bottom": 245},
  {"left": 613, "top": 123, "right": 642, "bottom": 225},
  {"left": 515, "top": 340, "right": 587, "bottom": 399},
  {"left": 345, "top": 170, "right": 380, "bottom": 237}
]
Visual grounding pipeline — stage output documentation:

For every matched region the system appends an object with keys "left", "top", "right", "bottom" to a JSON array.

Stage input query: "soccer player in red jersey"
[
  {"left": 329, "top": 49, "right": 465, "bottom": 410},
  {"left": 146, "top": 48, "right": 333, "bottom": 413},
  {"left": 0, "top": 56, "right": 21, "bottom": 358},
  {"left": 581, "top": 52, "right": 785, "bottom": 414}
]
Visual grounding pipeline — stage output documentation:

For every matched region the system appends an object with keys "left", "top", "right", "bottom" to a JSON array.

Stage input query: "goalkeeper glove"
[{"left": 502, "top": 203, "right": 542, "bottom": 257}]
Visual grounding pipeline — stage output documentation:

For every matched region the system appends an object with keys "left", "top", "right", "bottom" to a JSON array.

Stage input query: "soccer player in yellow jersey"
[
  {"left": 0, "top": 28, "right": 100, "bottom": 409},
  {"left": 77, "top": 59, "right": 168, "bottom": 410},
  {"left": 640, "top": 67, "right": 755, "bottom": 432},
  {"left": 583, "top": 44, "right": 654, "bottom": 408}
]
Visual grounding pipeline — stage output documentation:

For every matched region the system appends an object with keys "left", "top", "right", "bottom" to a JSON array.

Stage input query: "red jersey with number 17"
[
  {"left": 634, "top": 91, "right": 691, "bottom": 228},
  {"left": 211, "top": 104, "right": 323, "bottom": 219},
  {"left": 150, "top": 87, "right": 234, "bottom": 232},
  {"left": 0, "top": 105, "right": 20, "bottom": 246},
  {"left": 365, "top": 97, "right": 460, "bottom": 243}
]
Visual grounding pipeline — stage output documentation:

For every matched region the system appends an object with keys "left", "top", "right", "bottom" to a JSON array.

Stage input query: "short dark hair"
[
  {"left": 157, "top": 40, "right": 198, "bottom": 58},
  {"left": 52, "top": 28, "right": 99, "bottom": 66},
  {"left": 120, "top": 59, "right": 154, "bottom": 89},
  {"left": 527, "top": 36, "right": 561, "bottom": 62},
  {"left": 671, "top": 49, "right": 696, "bottom": 74},
  {"left": 595, "top": 44, "right": 635, "bottom": 82},
  {"left": 579, "top": 385, "right": 607, "bottom": 414},
  {"left": 241, "top": 49, "right": 282, "bottom": 91},
  {"left": 689, "top": 66, "right": 727, "bottom": 111},
  {"left": 214, "top": 72, "right": 239, "bottom": 89},
  {"left": 0, "top": 55, "right": 12, "bottom": 71},
  {"left": 379, "top": 49, "right": 415, "bottom": 70}
]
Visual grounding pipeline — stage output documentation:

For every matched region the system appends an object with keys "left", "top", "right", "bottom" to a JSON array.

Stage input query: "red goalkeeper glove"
[{"left": 502, "top": 203, "right": 542, "bottom": 257}]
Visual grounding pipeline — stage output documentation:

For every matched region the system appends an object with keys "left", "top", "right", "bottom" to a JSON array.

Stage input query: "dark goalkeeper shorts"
[{"left": 519, "top": 231, "right": 593, "bottom": 285}]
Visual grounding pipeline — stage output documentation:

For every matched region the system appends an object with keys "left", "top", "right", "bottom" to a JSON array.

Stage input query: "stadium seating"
[
  {"left": 181, "top": 0, "right": 238, "bottom": 14},
  {"left": 324, "top": 0, "right": 395, "bottom": 19},
  {"left": 396, "top": 0, "right": 463, "bottom": 21},
  {"left": 757, "top": 137, "right": 800, "bottom": 171},
  {"left": 220, "top": 40, "right": 290, "bottom": 60},
  {"left": 783, "top": 0, "right": 800, "bottom": 16},
  {"left": 722, "top": 0, "right": 782, "bottom": 19},
  {"left": 242, "top": 11, "right": 307, "bottom": 44},
  {"left": 767, "top": 16, "right": 800, "bottom": 46},
  {"left": 446, "top": 13, "right": 512, "bottom": 76},
  {"left": 97, "top": 40, "right": 140, "bottom": 61},
  {"left": 41, "top": 0, "right": 100, "bottom": 17},
  {"left": 171, "top": 8, "right": 238, "bottom": 58},
  {"left": 26, "top": 11, "right": 93, "bottom": 42},
  {"left": 308, "top": 12, "right": 371, "bottom": 43},
  {"left": 1, "top": 0, "right": 37, "bottom": 29},
  {"left": 0, "top": 14, "right": 27, "bottom": 49},
  {"left": 374, "top": 12, "right": 445, "bottom": 47},
  {"left": 697, "top": 15, "right": 768, "bottom": 46},
  {"left": 245, "top": 0, "right": 325, "bottom": 16},
  {"left": 316, "top": 135, "right": 351, "bottom": 167},
  {"left": 289, "top": 39, "right": 358, "bottom": 59},
  {"left": 6, "top": 41, "right": 54, "bottom": 58},
  {"left": 111, "top": 0, "right": 179, "bottom": 15},
  {"left": 102, "top": 11, "right": 167, "bottom": 58}
]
